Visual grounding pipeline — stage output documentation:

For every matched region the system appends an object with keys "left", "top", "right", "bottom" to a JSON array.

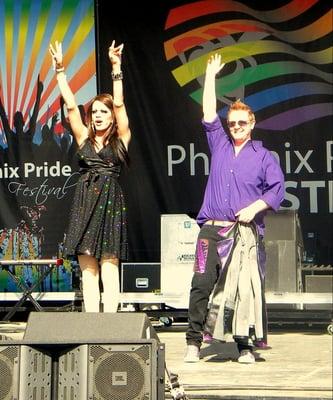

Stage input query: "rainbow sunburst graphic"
[
  {"left": 0, "top": 0, "right": 96, "bottom": 145},
  {"left": 164, "top": 0, "right": 332, "bottom": 131}
]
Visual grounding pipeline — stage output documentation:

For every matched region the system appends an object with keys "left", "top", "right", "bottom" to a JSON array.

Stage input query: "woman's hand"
[
  {"left": 49, "top": 41, "right": 63, "bottom": 69},
  {"left": 108, "top": 40, "right": 123, "bottom": 69}
]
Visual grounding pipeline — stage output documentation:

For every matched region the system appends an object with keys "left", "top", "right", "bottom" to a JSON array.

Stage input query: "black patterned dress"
[{"left": 63, "top": 140, "right": 128, "bottom": 260}]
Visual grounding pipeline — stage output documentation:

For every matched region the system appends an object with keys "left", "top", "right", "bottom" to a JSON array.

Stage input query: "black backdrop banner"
[
  {"left": 96, "top": 0, "right": 332, "bottom": 264},
  {"left": 0, "top": 0, "right": 331, "bottom": 282},
  {"left": 0, "top": 0, "right": 96, "bottom": 291}
]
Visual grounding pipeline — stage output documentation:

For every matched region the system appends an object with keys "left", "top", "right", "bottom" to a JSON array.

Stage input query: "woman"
[{"left": 49, "top": 40, "right": 131, "bottom": 312}]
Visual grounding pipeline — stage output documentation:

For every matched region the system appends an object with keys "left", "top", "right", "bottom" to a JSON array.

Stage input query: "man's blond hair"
[{"left": 227, "top": 99, "right": 255, "bottom": 123}]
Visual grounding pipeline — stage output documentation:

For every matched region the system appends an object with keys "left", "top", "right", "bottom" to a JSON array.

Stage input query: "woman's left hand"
[{"left": 108, "top": 40, "right": 123, "bottom": 68}]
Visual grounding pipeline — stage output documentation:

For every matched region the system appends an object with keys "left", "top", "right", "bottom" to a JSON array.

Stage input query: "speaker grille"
[
  {"left": 0, "top": 346, "right": 19, "bottom": 400},
  {"left": 58, "top": 343, "right": 156, "bottom": 400},
  {"left": 0, "top": 358, "right": 12, "bottom": 400},
  {"left": 95, "top": 352, "right": 144, "bottom": 399},
  {"left": 91, "top": 345, "right": 151, "bottom": 400}
]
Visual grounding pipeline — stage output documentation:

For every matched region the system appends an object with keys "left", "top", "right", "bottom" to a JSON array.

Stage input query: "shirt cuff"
[
  {"left": 202, "top": 115, "right": 222, "bottom": 132},
  {"left": 261, "top": 192, "right": 282, "bottom": 212}
]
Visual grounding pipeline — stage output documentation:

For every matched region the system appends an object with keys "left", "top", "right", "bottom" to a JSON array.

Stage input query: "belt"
[{"left": 204, "top": 220, "right": 234, "bottom": 226}]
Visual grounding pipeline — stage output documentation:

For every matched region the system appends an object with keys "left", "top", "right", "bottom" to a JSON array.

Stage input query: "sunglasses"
[{"left": 227, "top": 120, "right": 249, "bottom": 128}]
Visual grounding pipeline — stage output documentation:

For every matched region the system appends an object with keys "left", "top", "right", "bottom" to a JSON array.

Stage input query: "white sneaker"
[
  {"left": 184, "top": 345, "right": 200, "bottom": 363},
  {"left": 238, "top": 350, "right": 255, "bottom": 364}
]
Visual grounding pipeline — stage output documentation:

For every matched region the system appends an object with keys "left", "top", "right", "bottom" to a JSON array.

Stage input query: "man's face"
[{"left": 227, "top": 110, "right": 254, "bottom": 145}]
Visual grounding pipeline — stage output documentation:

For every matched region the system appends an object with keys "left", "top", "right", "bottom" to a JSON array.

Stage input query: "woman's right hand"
[{"left": 49, "top": 41, "right": 63, "bottom": 69}]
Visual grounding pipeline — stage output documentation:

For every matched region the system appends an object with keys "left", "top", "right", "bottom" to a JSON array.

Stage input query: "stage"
[
  {"left": 158, "top": 324, "right": 333, "bottom": 399},
  {"left": 1, "top": 318, "right": 332, "bottom": 399}
]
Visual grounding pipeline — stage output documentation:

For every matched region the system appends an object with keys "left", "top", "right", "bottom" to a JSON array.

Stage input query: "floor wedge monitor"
[{"left": 23, "top": 312, "right": 165, "bottom": 400}]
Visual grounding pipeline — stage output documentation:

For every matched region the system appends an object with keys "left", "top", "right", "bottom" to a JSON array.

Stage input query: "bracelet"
[
  {"left": 56, "top": 66, "right": 65, "bottom": 73},
  {"left": 111, "top": 71, "right": 123, "bottom": 81}
]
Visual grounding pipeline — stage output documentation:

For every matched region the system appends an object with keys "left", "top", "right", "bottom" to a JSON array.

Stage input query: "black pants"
[
  {"left": 186, "top": 225, "right": 224, "bottom": 347},
  {"left": 186, "top": 224, "right": 261, "bottom": 350}
]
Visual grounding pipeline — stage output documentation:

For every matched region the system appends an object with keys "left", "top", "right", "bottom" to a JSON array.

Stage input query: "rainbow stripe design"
[
  {"left": 164, "top": 0, "right": 332, "bottom": 130},
  {"left": 0, "top": 0, "right": 95, "bottom": 134}
]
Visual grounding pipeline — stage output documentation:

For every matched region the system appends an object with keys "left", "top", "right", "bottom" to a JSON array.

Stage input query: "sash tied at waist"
[
  {"left": 80, "top": 167, "right": 120, "bottom": 186},
  {"left": 79, "top": 166, "right": 120, "bottom": 207}
]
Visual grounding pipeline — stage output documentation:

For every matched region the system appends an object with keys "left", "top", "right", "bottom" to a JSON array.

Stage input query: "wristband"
[{"left": 111, "top": 71, "right": 123, "bottom": 81}]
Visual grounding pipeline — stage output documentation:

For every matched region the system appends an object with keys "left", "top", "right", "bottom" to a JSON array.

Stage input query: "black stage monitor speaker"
[
  {"left": 24, "top": 312, "right": 158, "bottom": 343},
  {"left": 264, "top": 210, "right": 303, "bottom": 292},
  {"left": 23, "top": 312, "right": 165, "bottom": 400},
  {"left": 0, "top": 344, "right": 52, "bottom": 400},
  {"left": 57, "top": 341, "right": 162, "bottom": 400},
  {"left": 121, "top": 263, "right": 161, "bottom": 293}
]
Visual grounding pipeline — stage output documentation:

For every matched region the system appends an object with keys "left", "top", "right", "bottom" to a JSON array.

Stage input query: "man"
[{"left": 184, "top": 53, "right": 284, "bottom": 363}]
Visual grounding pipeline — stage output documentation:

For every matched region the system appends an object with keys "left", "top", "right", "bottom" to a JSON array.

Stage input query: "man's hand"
[
  {"left": 235, "top": 205, "right": 257, "bottom": 223},
  {"left": 206, "top": 53, "right": 225, "bottom": 77},
  {"left": 235, "top": 199, "right": 269, "bottom": 223}
]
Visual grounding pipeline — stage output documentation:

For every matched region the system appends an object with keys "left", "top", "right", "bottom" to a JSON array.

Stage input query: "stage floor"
[
  {"left": 1, "top": 320, "right": 332, "bottom": 399},
  {"left": 157, "top": 323, "right": 333, "bottom": 399}
]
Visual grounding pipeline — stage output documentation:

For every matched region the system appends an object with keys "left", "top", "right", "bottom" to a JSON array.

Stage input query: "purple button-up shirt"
[{"left": 197, "top": 116, "right": 285, "bottom": 233}]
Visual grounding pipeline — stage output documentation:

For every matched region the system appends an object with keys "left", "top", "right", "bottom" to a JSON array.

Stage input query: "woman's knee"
[
  {"left": 78, "top": 255, "right": 99, "bottom": 275},
  {"left": 101, "top": 256, "right": 119, "bottom": 267}
]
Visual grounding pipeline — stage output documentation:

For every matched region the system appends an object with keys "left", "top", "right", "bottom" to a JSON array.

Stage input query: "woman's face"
[{"left": 91, "top": 100, "right": 113, "bottom": 133}]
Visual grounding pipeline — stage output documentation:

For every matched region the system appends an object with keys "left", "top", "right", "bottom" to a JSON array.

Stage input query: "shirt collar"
[{"left": 249, "top": 139, "right": 263, "bottom": 152}]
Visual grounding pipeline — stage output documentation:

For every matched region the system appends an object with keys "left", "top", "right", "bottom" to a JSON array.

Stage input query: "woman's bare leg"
[
  {"left": 100, "top": 257, "right": 120, "bottom": 312},
  {"left": 78, "top": 254, "right": 100, "bottom": 312}
]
